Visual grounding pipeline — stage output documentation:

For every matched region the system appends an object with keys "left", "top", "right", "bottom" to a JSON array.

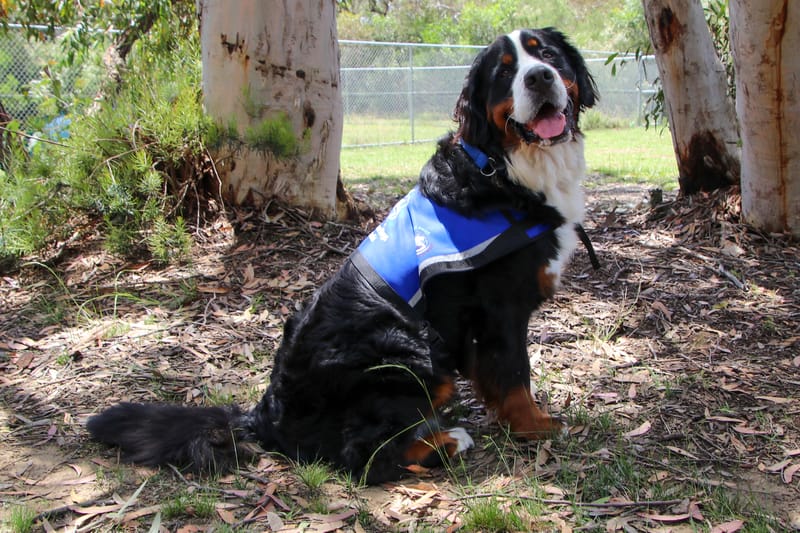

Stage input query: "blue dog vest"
[{"left": 350, "top": 186, "right": 552, "bottom": 312}]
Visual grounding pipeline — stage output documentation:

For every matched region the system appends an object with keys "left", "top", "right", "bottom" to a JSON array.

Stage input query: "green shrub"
[{"left": 0, "top": 15, "right": 211, "bottom": 265}]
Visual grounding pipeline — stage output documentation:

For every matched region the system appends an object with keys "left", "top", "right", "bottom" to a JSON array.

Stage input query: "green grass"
[
  {"left": 461, "top": 497, "right": 526, "bottom": 532},
  {"left": 294, "top": 460, "right": 333, "bottom": 492},
  {"left": 161, "top": 490, "right": 217, "bottom": 520},
  {"left": 584, "top": 127, "right": 677, "bottom": 189},
  {"left": 342, "top": 116, "right": 453, "bottom": 148},
  {"left": 341, "top": 124, "right": 678, "bottom": 190},
  {"left": 4, "top": 505, "right": 37, "bottom": 533}
]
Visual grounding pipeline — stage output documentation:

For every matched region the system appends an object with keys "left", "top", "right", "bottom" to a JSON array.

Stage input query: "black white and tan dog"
[{"left": 87, "top": 28, "right": 598, "bottom": 484}]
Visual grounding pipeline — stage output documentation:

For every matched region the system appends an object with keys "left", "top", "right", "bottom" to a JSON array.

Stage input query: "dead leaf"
[
  {"left": 732, "top": 425, "right": 767, "bottom": 435},
  {"left": 764, "top": 459, "right": 792, "bottom": 472},
  {"left": 612, "top": 370, "right": 649, "bottom": 384},
  {"left": 650, "top": 300, "right": 672, "bottom": 320},
  {"left": 639, "top": 502, "right": 703, "bottom": 524},
  {"left": 542, "top": 484, "right": 566, "bottom": 497},
  {"left": 15, "top": 352, "right": 34, "bottom": 370},
  {"left": 711, "top": 520, "right": 744, "bottom": 533},
  {"left": 648, "top": 470, "right": 669, "bottom": 482},
  {"left": 665, "top": 446, "right": 699, "bottom": 460},
  {"left": 640, "top": 511, "right": 692, "bottom": 523},
  {"left": 69, "top": 504, "right": 122, "bottom": 515},
  {"left": 120, "top": 505, "right": 162, "bottom": 524},
  {"left": 176, "top": 525, "right": 206, "bottom": 533},
  {"left": 197, "top": 285, "right": 230, "bottom": 294},
  {"left": 623, "top": 420, "right": 651, "bottom": 438},
  {"left": 706, "top": 415, "right": 745, "bottom": 424},
  {"left": 782, "top": 463, "right": 800, "bottom": 484},
  {"left": 730, "top": 434, "right": 749, "bottom": 454},
  {"left": 216, "top": 507, "right": 236, "bottom": 524},
  {"left": 266, "top": 511, "right": 284, "bottom": 531},
  {"left": 755, "top": 395, "right": 794, "bottom": 405}
]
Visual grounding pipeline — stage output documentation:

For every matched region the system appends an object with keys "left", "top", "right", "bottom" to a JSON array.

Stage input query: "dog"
[{"left": 87, "top": 27, "right": 598, "bottom": 484}]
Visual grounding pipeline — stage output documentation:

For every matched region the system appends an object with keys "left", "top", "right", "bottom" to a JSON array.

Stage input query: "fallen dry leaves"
[{"left": 0, "top": 183, "right": 798, "bottom": 531}]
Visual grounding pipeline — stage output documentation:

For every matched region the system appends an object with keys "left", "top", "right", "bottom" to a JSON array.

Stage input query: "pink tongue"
[{"left": 529, "top": 112, "right": 566, "bottom": 139}]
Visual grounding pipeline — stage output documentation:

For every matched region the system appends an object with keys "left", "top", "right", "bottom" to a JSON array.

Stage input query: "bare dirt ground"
[{"left": 1, "top": 178, "right": 798, "bottom": 532}]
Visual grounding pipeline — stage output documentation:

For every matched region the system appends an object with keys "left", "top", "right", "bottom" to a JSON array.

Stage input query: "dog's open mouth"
[{"left": 512, "top": 102, "right": 570, "bottom": 145}]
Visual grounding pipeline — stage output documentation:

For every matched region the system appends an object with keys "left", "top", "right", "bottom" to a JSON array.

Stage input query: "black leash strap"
[{"left": 575, "top": 223, "right": 600, "bottom": 270}]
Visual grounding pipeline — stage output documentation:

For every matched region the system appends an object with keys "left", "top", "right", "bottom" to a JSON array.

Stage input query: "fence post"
[
  {"left": 636, "top": 57, "right": 644, "bottom": 126},
  {"left": 408, "top": 46, "right": 415, "bottom": 144}
]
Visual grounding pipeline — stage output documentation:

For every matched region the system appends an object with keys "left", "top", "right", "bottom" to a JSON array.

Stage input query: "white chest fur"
[{"left": 505, "top": 136, "right": 586, "bottom": 283}]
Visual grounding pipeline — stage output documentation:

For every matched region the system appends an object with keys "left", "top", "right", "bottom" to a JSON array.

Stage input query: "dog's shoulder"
[{"left": 419, "top": 133, "right": 563, "bottom": 224}]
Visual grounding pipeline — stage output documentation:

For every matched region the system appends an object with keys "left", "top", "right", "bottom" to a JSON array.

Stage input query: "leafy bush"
[{"left": 1, "top": 16, "right": 212, "bottom": 266}]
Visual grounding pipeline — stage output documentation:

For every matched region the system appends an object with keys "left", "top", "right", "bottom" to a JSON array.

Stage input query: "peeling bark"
[
  {"left": 730, "top": 0, "right": 799, "bottom": 236},
  {"left": 197, "top": 0, "right": 343, "bottom": 218},
  {"left": 642, "top": 0, "right": 740, "bottom": 195}
]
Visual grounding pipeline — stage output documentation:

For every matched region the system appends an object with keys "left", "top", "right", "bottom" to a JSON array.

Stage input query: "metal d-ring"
[{"left": 480, "top": 157, "right": 497, "bottom": 177}]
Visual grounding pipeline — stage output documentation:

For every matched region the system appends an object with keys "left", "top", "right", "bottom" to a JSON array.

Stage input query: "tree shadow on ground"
[{"left": 0, "top": 182, "right": 797, "bottom": 531}]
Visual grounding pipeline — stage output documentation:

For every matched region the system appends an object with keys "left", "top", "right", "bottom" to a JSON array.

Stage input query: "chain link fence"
[
  {"left": 0, "top": 27, "right": 657, "bottom": 147},
  {"left": 340, "top": 40, "right": 658, "bottom": 148},
  {"left": 0, "top": 26, "right": 108, "bottom": 129}
]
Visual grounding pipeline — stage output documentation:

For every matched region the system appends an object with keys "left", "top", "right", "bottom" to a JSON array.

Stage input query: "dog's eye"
[
  {"left": 498, "top": 66, "right": 514, "bottom": 78},
  {"left": 541, "top": 48, "right": 555, "bottom": 61}
]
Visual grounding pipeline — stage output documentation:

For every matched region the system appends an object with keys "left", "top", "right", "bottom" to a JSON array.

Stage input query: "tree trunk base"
[{"left": 336, "top": 176, "right": 374, "bottom": 222}]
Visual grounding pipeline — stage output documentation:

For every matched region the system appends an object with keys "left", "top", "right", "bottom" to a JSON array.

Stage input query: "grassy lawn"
[{"left": 341, "top": 125, "right": 678, "bottom": 190}]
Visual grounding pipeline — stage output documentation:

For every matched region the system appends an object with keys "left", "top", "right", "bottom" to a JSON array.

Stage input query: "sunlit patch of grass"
[
  {"left": 462, "top": 496, "right": 527, "bottom": 532},
  {"left": 341, "top": 126, "right": 678, "bottom": 194},
  {"left": 584, "top": 127, "right": 677, "bottom": 189}
]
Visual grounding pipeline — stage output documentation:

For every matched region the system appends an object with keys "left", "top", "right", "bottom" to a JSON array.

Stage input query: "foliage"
[
  {"left": 244, "top": 114, "right": 300, "bottom": 158},
  {"left": 618, "top": 0, "right": 733, "bottom": 129},
  {"left": 0, "top": 0, "right": 196, "bottom": 64},
  {"left": 0, "top": 12, "right": 210, "bottom": 265},
  {"left": 704, "top": 0, "right": 734, "bottom": 100},
  {"left": 337, "top": 0, "right": 649, "bottom": 49}
]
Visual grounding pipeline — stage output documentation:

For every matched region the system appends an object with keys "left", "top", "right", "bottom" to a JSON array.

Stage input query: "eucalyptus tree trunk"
[
  {"left": 197, "top": 0, "right": 343, "bottom": 218},
  {"left": 730, "top": 0, "right": 799, "bottom": 236},
  {"left": 642, "top": 0, "right": 740, "bottom": 195}
]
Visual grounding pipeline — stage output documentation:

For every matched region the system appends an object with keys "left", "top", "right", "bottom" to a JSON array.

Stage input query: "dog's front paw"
[{"left": 444, "top": 427, "right": 474, "bottom": 453}]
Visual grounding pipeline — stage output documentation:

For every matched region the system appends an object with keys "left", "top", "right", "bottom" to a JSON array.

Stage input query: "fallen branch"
[{"left": 453, "top": 493, "right": 683, "bottom": 509}]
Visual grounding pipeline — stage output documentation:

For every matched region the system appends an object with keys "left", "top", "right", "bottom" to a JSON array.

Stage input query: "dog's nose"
[{"left": 524, "top": 65, "right": 555, "bottom": 91}]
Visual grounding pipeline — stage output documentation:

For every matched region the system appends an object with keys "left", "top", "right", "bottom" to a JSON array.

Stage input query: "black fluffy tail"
[{"left": 86, "top": 402, "right": 258, "bottom": 473}]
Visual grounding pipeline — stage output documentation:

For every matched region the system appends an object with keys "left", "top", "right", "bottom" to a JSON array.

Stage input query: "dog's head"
[{"left": 455, "top": 28, "right": 597, "bottom": 150}]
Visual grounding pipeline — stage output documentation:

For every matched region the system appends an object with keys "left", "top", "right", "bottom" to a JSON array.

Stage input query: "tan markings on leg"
[
  {"left": 537, "top": 264, "right": 558, "bottom": 300},
  {"left": 431, "top": 378, "right": 455, "bottom": 409},
  {"left": 403, "top": 431, "right": 460, "bottom": 464},
  {"left": 498, "top": 385, "right": 563, "bottom": 439}
]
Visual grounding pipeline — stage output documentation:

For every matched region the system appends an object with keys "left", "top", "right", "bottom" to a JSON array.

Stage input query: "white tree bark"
[
  {"left": 197, "top": 0, "right": 343, "bottom": 218},
  {"left": 730, "top": 0, "right": 799, "bottom": 236},
  {"left": 642, "top": 0, "right": 740, "bottom": 194}
]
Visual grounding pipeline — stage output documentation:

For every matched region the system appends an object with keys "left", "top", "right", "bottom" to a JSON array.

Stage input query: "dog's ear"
[
  {"left": 572, "top": 48, "right": 598, "bottom": 110},
  {"left": 542, "top": 27, "right": 598, "bottom": 110},
  {"left": 454, "top": 47, "right": 491, "bottom": 146}
]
